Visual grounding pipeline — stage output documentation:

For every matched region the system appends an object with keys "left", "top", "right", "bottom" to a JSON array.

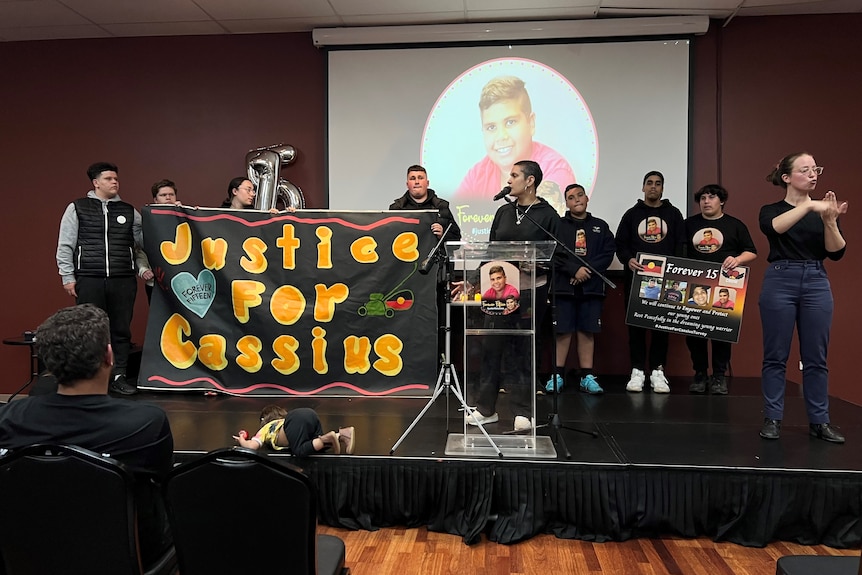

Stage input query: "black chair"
[
  {"left": 0, "top": 444, "right": 176, "bottom": 575},
  {"left": 776, "top": 554, "right": 861, "bottom": 575},
  {"left": 164, "top": 448, "right": 348, "bottom": 575}
]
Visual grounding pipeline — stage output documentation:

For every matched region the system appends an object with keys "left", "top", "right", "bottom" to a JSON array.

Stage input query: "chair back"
[
  {"left": 164, "top": 448, "right": 340, "bottom": 575},
  {"left": 0, "top": 444, "right": 159, "bottom": 575}
]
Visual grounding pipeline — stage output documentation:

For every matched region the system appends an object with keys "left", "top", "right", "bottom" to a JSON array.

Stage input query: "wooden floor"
[{"left": 318, "top": 525, "right": 859, "bottom": 575}]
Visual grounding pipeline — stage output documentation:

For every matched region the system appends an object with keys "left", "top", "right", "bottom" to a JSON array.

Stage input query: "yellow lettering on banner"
[
  {"left": 373, "top": 334, "right": 403, "bottom": 376},
  {"left": 276, "top": 224, "right": 300, "bottom": 270},
  {"left": 316, "top": 227, "right": 333, "bottom": 269},
  {"left": 270, "top": 285, "right": 306, "bottom": 326},
  {"left": 351, "top": 236, "right": 378, "bottom": 263},
  {"left": 199, "top": 334, "right": 228, "bottom": 371},
  {"left": 241, "top": 237, "right": 267, "bottom": 274},
  {"left": 392, "top": 232, "right": 419, "bottom": 262},
  {"left": 236, "top": 335, "right": 263, "bottom": 373},
  {"left": 160, "top": 313, "right": 196, "bottom": 368},
  {"left": 343, "top": 335, "right": 371, "bottom": 374},
  {"left": 314, "top": 283, "right": 349, "bottom": 322},
  {"left": 232, "top": 280, "right": 265, "bottom": 324},
  {"left": 161, "top": 222, "right": 192, "bottom": 265},
  {"left": 201, "top": 237, "right": 228, "bottom": 270},
  {"left": 272, "top": 335, "right": 300, "bottom": 375},
  {"left": 311, "top": 326, "right": 328, "bottom": 374}
]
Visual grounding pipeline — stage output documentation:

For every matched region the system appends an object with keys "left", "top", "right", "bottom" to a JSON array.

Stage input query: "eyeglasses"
[
  {"left": 238, "top": 186, "right": 256, "bottom": 193},
  {"left": 796, "top": 166, "right": 824, "bottom": 176}
]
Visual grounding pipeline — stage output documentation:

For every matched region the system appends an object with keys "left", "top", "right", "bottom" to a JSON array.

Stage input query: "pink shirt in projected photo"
[{"left": 454, "top": 141, "right": 576, "bottom": 200}]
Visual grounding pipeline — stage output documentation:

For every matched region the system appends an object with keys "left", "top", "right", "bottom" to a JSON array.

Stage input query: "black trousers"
[
  {"left": 686, "top": 336, "right": 732, "bottom": 375},
  {"left": 623, "top": 270, "right": 668, "bottom": 372},
  {"left": 76, "top": 275, "right": 137, "bottom": 374},
  {"left": 476, "top": 283, "right": 548, "bottom": 419}
]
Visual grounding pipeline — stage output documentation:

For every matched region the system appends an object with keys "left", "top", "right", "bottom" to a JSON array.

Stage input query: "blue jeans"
[{"left": 759, "top": 261, "right": 833, "bottom": 423}]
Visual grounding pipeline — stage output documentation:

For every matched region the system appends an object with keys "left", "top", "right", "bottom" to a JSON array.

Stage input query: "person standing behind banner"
[
  {"left": 390, "top": 164, "right": 462, "bottom": 370},
  {"left": 56, "top": 162, "right": 142, "bottom": 396},
  {"left": 547, "top": 183, "right": 615, "bottom": 395},
  {"left": 615, "top": 170, "right": 685, "bottom": 394},
  {"left": 759, "top": 153, "right": 847, "bottom": 444},
  {"left": 684, "top": 184, "right": 757, "bottom": 395},
  {"left": 463, "top": 160, "right": 560, "bottom": 432},
  {"left": 390, "top": 164, "right": 461, "bottom": 243},
  {"left": 221, "top": 177, "right": 256, "bottom": 209},
  {"left": 139, "top": 179, "right": 182, "bottom": 302}
]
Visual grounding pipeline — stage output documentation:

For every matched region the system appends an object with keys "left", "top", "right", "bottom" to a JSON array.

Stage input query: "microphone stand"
[
  {"left": 391, "top": 228, "right": 502, "bottom": 456},
  {"left": 500, "top": 196, "right": 613, "bottom": 459}
]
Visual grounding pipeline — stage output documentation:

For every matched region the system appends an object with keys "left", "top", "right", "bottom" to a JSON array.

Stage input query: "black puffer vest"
[{"left": 73, "top": 197, "right": 136, "bottom": 278}]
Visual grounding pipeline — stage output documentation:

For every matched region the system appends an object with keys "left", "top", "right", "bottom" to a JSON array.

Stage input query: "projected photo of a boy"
[
  {"left": 455, "top": 75, "right": 574, "bottom": 214},
  {"left": 421, "top": 58, "right": 597, "bottom": 243}
]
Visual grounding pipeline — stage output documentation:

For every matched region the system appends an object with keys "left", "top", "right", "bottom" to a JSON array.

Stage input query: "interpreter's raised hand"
[{"left": 819, "top": 190, "right": 848, "bottom": 223}]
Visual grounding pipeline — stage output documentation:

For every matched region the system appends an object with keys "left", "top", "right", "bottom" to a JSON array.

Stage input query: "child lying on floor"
[{"left": 233, "top": 405, "right": 355, "bottom": 456}]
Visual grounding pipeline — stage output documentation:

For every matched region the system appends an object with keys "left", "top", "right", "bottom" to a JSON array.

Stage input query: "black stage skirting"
[{"left": 152, "top": 375, "right": 861, "bottom": 548}]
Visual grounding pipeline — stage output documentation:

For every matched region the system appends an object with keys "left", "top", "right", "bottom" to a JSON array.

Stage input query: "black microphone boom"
[
  {"left": 493, "top": 186, "right": 512, "bottom": 201},
  {"left": 418, "top": 223, "right": 452, "bottom": 275}
]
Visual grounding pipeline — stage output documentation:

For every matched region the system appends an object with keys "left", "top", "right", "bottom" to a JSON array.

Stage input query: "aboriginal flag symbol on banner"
[{"left": 641, "top": 258, "right": 664, "bottom": 275}]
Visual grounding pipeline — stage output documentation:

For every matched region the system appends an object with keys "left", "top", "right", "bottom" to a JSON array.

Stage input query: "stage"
[{"left": 127, "top": 373, "right": 862, "bottom": 548}]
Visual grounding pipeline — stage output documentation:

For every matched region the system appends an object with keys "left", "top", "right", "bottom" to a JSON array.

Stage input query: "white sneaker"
[
  {"left": 465, "top": 410, "right": 498, "bottom": 426},
  {"left": 513, "top": 416, "right": 535, "bottom": 431},
  {"left": 626, "top": 368, "right": 645, "bottom": 392},
  {"left": 650, "top": 368, "right": 670, "bottom": 393}
]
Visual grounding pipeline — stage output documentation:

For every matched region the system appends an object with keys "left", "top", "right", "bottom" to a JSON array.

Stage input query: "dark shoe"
[
  {"left": 109, "top": 374, "right": 137, "bottom": 396},
  {"left": 709, "top": 375, "right": 728, "bottom": 395},
  {"left": 760, "top": 418, "right": 781, "bottom": 439},
  {"left": 809, "top": 423, "right": 845, "bottom": 444},
  {"left": 689, "top": 372, "right": 708, "bottom": 394}
]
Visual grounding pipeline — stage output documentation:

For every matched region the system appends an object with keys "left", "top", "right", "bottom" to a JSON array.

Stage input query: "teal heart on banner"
[{"left": 171, "top": 270, "right": 216, "bottom": 318}]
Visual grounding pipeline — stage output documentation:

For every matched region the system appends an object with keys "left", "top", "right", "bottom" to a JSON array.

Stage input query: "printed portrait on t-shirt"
[
  {"left": 692, "top": 227, "right": 724, "bottom": 254},
  {"left": 575, "top": 228, "right": 587, "bottom": 256},
  {"left": 639, "top": 217, "right": 666, "bottom": 243}
]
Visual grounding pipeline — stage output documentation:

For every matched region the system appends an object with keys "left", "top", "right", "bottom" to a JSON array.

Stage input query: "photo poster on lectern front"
[{"left": 625, "top": 253, "right": 750, "bottom": 343}]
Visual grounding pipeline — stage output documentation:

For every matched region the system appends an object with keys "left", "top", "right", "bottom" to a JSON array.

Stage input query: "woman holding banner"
[{"left": 759, "top": 153, "right": 847, "bottom": 443}]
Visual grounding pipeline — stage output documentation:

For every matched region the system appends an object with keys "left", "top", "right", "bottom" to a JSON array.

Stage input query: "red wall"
[{"left": 1, "top": 17, "right": 860, "bottom": 405}]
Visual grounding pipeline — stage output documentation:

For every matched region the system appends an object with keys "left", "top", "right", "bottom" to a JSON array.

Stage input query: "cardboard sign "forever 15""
[{"left": 625, "top": 253, "right": 750, "bottom": 343}]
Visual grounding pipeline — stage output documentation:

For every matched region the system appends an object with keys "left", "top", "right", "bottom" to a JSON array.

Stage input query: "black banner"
[
  {"left": 140, "top": 207, "right": 439, "bottom": 396},
  {"left": 625, "top": 253, "right": 750, "bottom": 343}
]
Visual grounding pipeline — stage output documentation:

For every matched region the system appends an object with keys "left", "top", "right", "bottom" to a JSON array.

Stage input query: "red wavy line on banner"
[
  {"left": 149, "top": 209, "right": 419, "bottom": 230},
  {"left": 145, "top": 375, "right": 429, "bottom": 396}
]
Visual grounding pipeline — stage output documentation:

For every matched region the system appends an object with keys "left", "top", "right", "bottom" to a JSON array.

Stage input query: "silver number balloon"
[{"left": 245, "top": 144, "right": 304, "bottom": 210}]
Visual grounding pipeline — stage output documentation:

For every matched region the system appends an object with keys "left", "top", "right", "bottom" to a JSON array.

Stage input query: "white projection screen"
[{"left": 326, "top": 39, "right": 691, "bottom": 264}]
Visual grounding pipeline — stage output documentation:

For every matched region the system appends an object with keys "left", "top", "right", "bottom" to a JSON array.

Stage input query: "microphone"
[
  {"left": 493, "top": 186, "right": 512, "bottom": 201},
  {"left": 418, "top": 257, "right": 434, "bottom": 275}
]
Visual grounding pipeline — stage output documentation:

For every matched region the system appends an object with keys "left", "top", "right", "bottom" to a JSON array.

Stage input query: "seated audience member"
[
  {"left": 0, "top": 304, "right": 174, "bottom": 567},
  {"left": 234, "top": 405, "right": 356, "bottom": 455}
]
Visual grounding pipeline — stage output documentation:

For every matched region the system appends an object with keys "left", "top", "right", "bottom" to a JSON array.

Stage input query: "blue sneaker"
[
  {"left": 545, "top": 374, "right": 564, "bottom": 394},
  {"left": 579, "top": 374, "right": 604, "bottom": 395}
]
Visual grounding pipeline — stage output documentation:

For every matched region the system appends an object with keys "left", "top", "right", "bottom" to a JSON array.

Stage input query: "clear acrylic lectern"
[{"left": 444, "top": 241, "right": 557, "bottom": 458}]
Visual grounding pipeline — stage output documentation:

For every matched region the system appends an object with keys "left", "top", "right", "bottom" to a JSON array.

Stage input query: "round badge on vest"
[{"left": 117, "top": 215, "right": 127, "bottom": 224}]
